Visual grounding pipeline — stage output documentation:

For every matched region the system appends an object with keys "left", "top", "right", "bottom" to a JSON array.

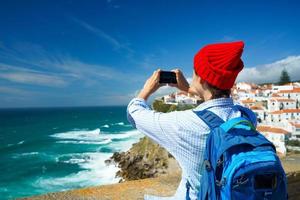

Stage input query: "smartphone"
[{"left": 159, "top": 71, "right": 177, "bottom": 84}]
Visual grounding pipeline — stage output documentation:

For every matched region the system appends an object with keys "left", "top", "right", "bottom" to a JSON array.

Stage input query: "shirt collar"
[{"left": 193, "top": 97, "right": 234, "bottom": 111}]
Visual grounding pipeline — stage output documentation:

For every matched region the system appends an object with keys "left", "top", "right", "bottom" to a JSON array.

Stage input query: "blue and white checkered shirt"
[{"left": 126, "top": 97, "right": 257, "bottom": 200}]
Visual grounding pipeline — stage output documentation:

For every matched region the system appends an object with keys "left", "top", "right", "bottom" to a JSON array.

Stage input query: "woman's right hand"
[{"left": 169, "top": 69, "right": 190, "bottom": 93}]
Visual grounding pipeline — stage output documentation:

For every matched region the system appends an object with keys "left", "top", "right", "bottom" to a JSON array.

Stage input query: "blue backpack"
[{"left": 190, "top": 105, "right": 287, "bottom": 200}]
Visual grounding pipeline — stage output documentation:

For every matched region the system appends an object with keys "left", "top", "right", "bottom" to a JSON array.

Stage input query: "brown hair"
[
  {"left": 204, "top": 80, "right": 231, "bottom": 99},
  {"left": 194, "top": 69, "right": 231, "bottom": 99}
]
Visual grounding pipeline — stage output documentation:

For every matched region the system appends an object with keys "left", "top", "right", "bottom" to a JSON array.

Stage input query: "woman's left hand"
[{"left": 137, "top": 69, "right": 166, "bottom": 100}]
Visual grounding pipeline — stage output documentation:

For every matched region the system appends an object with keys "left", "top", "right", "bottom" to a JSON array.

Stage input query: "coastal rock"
[{"left": 106, "top": 137, "right": 169, "bottom": 182}]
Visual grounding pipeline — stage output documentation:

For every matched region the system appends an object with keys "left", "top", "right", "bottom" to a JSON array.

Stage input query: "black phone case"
[{"left": 159, "top": 71, "right": 177, "bottom": 84}]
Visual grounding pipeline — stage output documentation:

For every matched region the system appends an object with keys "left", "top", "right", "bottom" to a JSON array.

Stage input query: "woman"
[{"left": 126, "top": 41, "right": 257, "bottom": 200}]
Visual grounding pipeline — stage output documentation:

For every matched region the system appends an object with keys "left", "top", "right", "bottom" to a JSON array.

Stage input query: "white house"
[
  {"left": 234, "top": 89, "right": 257, "bottom": 100},
  {"left": 257, "top": 84, "right": 272, "bottom": 97},
  {"left": 163, "top": 94, "right": 176, "bottom": 105},
  {"left": 250, "top": 105, "right": 266, "bottom": 122},
  {"left": 240, "top": 98, "right": 256, "bottom": 107},
  {"left": 175, "top": 91, "right": 199, "bottom": 105},
  {"left": 257, "top": 125, "right": 290, "bottom": 156},
  {"left": 236, "top": 82, "right": 252, "bottom": 91},
  {"left": 272, "top": 84, "right": 294, "bottom": 93},
  {"left": 287, "top": 121, "right": 300, "bottom": 141},
  {"left": 267, "top": 109, "right": 300, "bottom": 123},
  {"left": 267, "top": 98, "right": 296, "bottom": 112},
  {"left": 277, "top": 88, "right": 300, "bottom": 102}
]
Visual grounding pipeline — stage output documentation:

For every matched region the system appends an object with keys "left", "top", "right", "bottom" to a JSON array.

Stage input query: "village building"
[
  {"left": 257, "top": 125, "right": 291, "bottom": 156},
  {"left": 249, "top": 105, "right": 266, "bottom": 122},
  {"left": 267, "top": 98, "right": 296, "bottom": 112},
  {"left": 240, "top": 98, "right": 256, "bottom": 107},
  {"left": 287, "top": 121, "right": 300, "bottom": 141},
  {"left": 267, "top": 109, "right": 300, "bottom": 123}
]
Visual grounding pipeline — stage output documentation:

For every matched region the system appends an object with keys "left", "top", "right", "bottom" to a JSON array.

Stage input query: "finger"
[
  {"left": 171, "top": 69, "right": 178, "bottom": 74},
  {"left": 151, "top": 70, "right": 158, "bottom": 80},
  {"left": 154, "top": 69, "right": 161, "bottom": 79}
]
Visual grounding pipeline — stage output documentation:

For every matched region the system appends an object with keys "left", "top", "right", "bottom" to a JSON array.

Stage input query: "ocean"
[{"left": 0, "top": 106, "right": 143, "bottom": 199}]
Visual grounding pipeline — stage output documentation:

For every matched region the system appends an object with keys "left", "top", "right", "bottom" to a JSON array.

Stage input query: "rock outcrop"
[{"left": 105, "top": 137, "right": 172, "bottom": 182}]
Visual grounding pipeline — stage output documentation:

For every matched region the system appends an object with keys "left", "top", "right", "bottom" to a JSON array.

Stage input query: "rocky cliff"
[{"left": 106, "top": 136, "right": 171, "bottom": 182}]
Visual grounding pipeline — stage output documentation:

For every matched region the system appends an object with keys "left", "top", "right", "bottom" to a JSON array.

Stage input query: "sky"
[{"left": 0, "top": 0, "right": 300, "bottom": 108}]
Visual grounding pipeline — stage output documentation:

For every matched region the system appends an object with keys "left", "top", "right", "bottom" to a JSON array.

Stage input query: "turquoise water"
[{"left": 0, "top": 106, "right": 143, "bottom": 199}]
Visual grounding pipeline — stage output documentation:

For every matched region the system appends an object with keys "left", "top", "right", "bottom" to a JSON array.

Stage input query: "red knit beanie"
[{"left": 193, "top": 41, "right": 244, "bottom": 90}]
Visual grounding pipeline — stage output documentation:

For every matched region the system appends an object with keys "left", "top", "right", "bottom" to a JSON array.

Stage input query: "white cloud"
[
  {"left": 0, "top": 86, "right": 34, "bottom": 96},
  {"left": 0, "top": 42, "right": 135, "bottom": 87},
  {"left": 237, "top": 55, "right": 300, "bottom": 84},
  {"left": 0, "top": 71, "right": 67, "bottom": 87},
  {"left": 71, "top": 17, "right": 131, "bottom": 52},
  {"left": 0, "top": 63, "right": 68, "bottom": 87}
]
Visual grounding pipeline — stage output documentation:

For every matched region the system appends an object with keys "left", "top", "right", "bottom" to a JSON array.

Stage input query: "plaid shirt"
[{"left": 126, "top": 97, "right": 257, "bottom": 200}]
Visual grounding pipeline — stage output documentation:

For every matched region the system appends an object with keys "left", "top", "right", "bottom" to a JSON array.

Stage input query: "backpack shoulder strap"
[
  {"left": 189, "top": 109, "right": 224, "bottom": 200},
  {"left": 193, "top": 109, "right": 225, "bottom": 129}
]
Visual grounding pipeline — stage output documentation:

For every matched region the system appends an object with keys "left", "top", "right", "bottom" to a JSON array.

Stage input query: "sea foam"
[
  {"left": 35, "top": 152, "right": 121, "bottom": 191},
  {"left": 51, "top": 128, "right": 142, "bottom": 144}
]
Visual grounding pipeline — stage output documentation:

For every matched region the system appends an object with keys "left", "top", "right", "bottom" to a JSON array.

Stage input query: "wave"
[
  {"left": 5, "top": 140, "right": 25, "bottom": 148},
  {"left": 12, "top": 152, "right": 39, "bottom": 159},
  {"left": 56, "top": 138, "right": 112, "bottom": 145},
  {"left": 35, "top": 152, "right": 120, "bottom": 191},
  {"left": 99, "top": 121, "right": 132, "bottom": 128},
  {"left": 32, "top": 130, "right": 143, "bottom": 195},
  {"left": 51, "top": 128, "right": 142, "bottom": 144},
  {"left": 51, "top": 128, "right": 101, "bottom": 141},
  {"left": 108, "top": 130, "right": 144, "bottom": 152},
  {"left": 18, "top": 140, "right": 25, "bottom": 145}
]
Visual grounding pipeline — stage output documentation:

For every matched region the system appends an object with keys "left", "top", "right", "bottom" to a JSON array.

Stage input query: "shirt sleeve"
[{"left": 126, "top": 97, "right": 179, "bottom": 153}]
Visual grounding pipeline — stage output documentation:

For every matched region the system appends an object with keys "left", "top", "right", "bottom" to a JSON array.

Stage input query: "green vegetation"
[
  {"left": 152, "top": 99, "right": 197, "bottom": 113},
  {"left": 278, "top": 69, "right": 291, "bottom": 85},
  {"left": 130, "top": 136, "right": 170, "bottom": 162},
  {"left": 286, "top": 140, "right": 300, "bottom": 147}
]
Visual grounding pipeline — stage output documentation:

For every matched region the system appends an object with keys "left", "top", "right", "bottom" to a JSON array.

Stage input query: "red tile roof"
[
  {"left": 278, "top": 88, "right": 300, "bottom": 93},
  {"left": 257, "top": 125, "right": 290, "bottom": 134},
  {"left": 270, "top": 109, "right": 300, "bottom": 114},
  {"left": 250, "top": 105, "right": 264, "bottom": 110},
  {"left": 241, "top": 99, "right": 255, "bottom": 103},
  {"left": 271, "top": 93, "right": 281, "bottom": 97},
  {"left": 289, "top": 122, "right": 300, "bottom": 128}
]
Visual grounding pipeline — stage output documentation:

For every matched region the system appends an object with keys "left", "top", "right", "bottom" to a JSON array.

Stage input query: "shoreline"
[{"left": 20, "top": 153, "right": 300, "bottom": 200}]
